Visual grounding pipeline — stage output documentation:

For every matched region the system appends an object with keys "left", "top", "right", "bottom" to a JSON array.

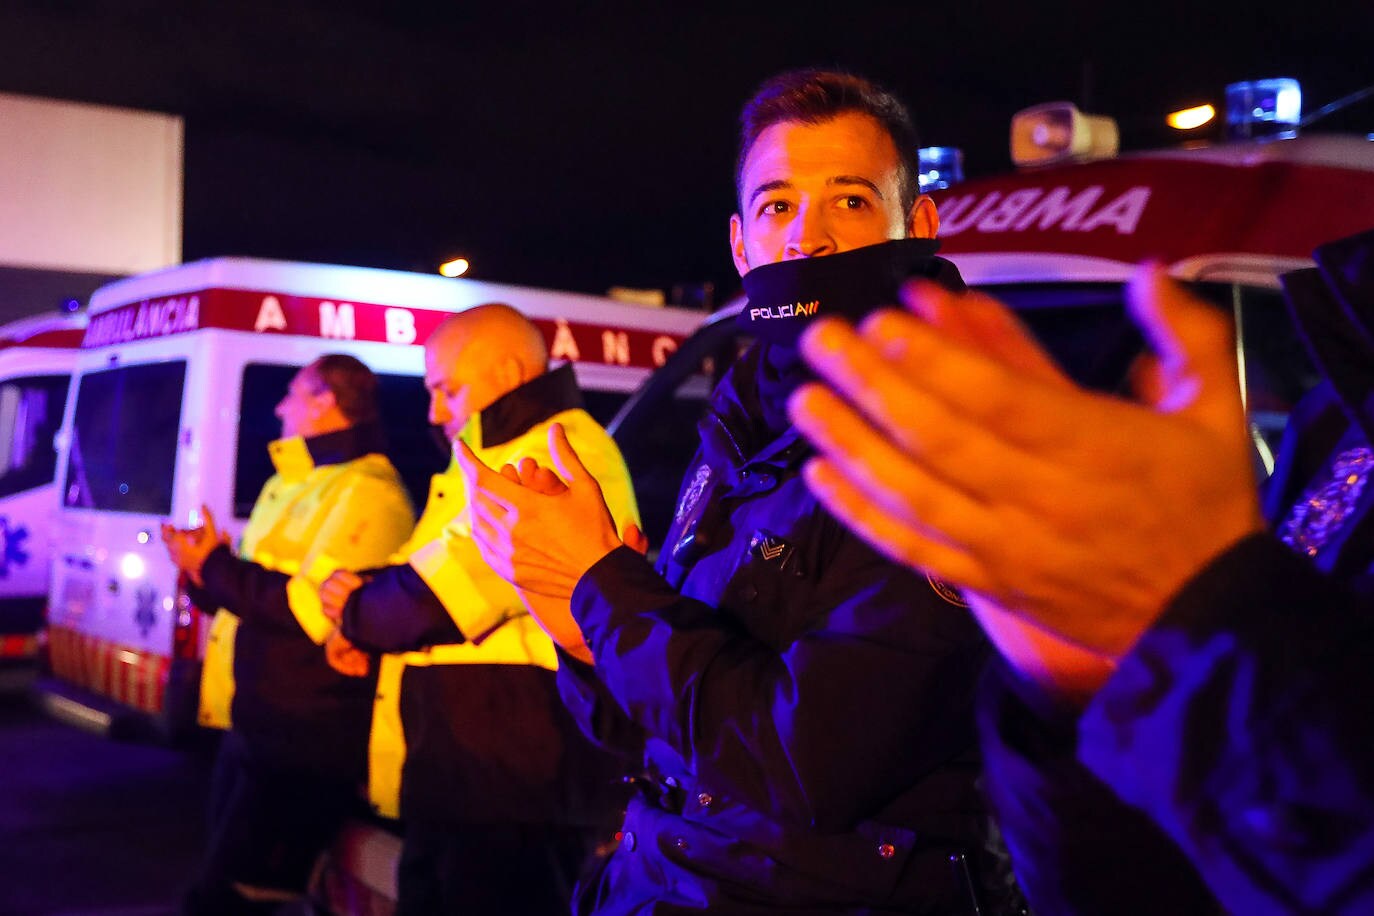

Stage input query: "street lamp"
[
  {"left": 438, "top": 257, "right": 470, "bottom": 278},
  {"left": 1166, "top": 103, "right": 1217, "bottom": 131}
]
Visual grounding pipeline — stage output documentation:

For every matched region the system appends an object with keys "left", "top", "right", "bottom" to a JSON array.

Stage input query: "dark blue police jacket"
[
  {"left": 559, "top": 340, "right": 1001, "bottom": 915},
  {"left": 979, "top": 226, "right": 1374, "bottom": 915}
]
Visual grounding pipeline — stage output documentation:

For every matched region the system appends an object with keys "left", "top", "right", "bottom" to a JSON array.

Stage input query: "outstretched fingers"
[
  {"left": 548, "top": 423, "right": 596, "bottom": 490},
  {"left": 802, "top": 456, "right": 997, "bottom": 593},
  {"left": 789, "top": 382, "right": 993, "bottom": 544}
]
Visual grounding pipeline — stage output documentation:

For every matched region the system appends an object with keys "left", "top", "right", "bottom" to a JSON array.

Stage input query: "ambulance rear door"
[
  {"left": 47, "top": 331, "right": 200, "bottom": 719},
  {"left": 0, "top": 330, "right": 82, "bottom": 677}
]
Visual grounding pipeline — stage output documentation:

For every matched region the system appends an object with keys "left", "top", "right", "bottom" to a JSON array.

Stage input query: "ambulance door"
[
  {"left": 0, "top": 355, "right": 71, "bottom": 673},
  {"left": 47, "top": 335, "right": 194, "bottom": 717}
]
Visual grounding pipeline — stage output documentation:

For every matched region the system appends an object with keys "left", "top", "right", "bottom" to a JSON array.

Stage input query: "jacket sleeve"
[
  {"left": 570, "top": 530, "right": 987, "bottom": 833},
  {"left": 199, "top": 544, "right": 292, "bottom": 627},
  {"left": 284, "top": 473, "right": 417, "bottom": 644},
  {"left": 339, "top": 563, "right": 464, "bottom": 654},
  {"left": 1077, "top": 533, "right": 1374, "bottom": 914},
  {"left": 556, "top": 648, "right": 646, "bottom": 757},
  {"left": 977, "top": 656, "right": 1220, "bottom": 915},
  {"left": 409, "top": 420, "right": 640, "bottom": 643}
]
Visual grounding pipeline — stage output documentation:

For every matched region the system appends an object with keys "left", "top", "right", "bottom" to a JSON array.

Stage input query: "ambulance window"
[
  {"left": 581, "top": 391, "right": 631, "bottom": 427},
  {"left": 0, "top": 374, "right": 69, "bottom": 499},
  {"left": 983, "top": 282, "right": 1316, "bottom": 480},
  {"left": 235, "top": 363, "right": 445, "bottom": 517},
  {"left": 991, "top": 284, "right": 1141, "bottom": 393},
  {"left": 374, "top": 373, "right": 448, "bottom": 510},
  {"left": 64, "top": 361, "right": 186, "bottom": 514},
  {"left": 608, "top": 315, "right": 745, "bottom": 548},
  {"left": 235, "top": 364, "right": 297, "bottom": 517},
  {"left": 1230, "top": 285, "right": 1319, "bottom": 470}
]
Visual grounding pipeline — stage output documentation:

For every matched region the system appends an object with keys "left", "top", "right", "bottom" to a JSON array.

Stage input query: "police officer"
[
  {"left": 460, "top": 70, "right": 1004, "bottom": 913},
  {"left": 317, "top": 305, "right": 638, "bottom": 915},
  {"left": 163, "top": 354, "right": 414, "bottom": 914}
]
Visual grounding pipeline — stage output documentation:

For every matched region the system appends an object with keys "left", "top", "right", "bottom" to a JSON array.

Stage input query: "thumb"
[
  {"left": 456, "top": 439, "right": 500, "bottom": 487},
  {"left": 201, "top": 504, "right": 219, "bottom": 540},
  {"left": 548, "top": 423, "right": 593, "bottom": 487},
  {"left": 1127, "top": 264, "right": 1240, "bottom": 418},
  {"left": 622, "top": 522, "right": 649, "bottom": 556}
]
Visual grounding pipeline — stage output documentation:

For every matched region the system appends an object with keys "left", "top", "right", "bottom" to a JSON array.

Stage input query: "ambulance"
[
  {"left": 0, "top": 311, "right": 85, "bottom": 684},
  {"left": 40, "top": 257, "right": 705, "bottom": 736},
  {"left": 927, "top": 95, "right": 1374, "bottom": 468}
]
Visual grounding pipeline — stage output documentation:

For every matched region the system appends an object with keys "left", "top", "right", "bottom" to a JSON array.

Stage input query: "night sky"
[{"left": 0, "top": 1, "right": 1368, "bottom": 304}]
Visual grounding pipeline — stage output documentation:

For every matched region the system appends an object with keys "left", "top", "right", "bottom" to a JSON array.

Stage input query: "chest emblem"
[
  {"left": 676, "top": 463, "right": 713, "bottom": 524},
  {"left": 749, "top": 530, "right": 798, "bottom": 572},
  {"left": 756, "top": 536, "right": 786, "bottom": 561},
  {"left": 926, "top": 573, "right": 968, "bottom": 607}
]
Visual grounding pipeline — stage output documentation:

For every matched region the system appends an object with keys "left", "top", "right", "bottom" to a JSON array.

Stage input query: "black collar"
[
  {"left": 698, "top": 344, "right": 811, "bottom": 476},
  {"left": 305, "top": 422, "right": 386, "bottom": 467},
  {"left": 477, "top": 363, "right": 584, "bottom": 448}
]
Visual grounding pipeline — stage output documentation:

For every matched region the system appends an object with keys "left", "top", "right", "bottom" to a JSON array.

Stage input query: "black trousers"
[
  {"left": 183, "top": 730, "right": 359, "bottom": 915},
  {"left": 396, "top": 820, "right": 591, "bottom": 916}
]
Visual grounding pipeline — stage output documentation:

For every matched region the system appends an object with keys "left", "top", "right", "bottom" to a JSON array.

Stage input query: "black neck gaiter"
[{"left": 737, "top": 238, "right": 963, "bottom": 346}]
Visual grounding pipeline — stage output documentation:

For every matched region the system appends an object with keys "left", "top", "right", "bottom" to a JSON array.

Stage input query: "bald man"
[{"left": 318, "top": 305, "right": 639, "bottom": 916}]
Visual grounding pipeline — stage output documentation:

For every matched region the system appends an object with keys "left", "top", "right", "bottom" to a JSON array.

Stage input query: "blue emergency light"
[
  {"left": 1225, "top": 78, "right": 1302, "bottom": 140},
  {"left": 917, "top": 146, "right": 964, "bottom": 192}
]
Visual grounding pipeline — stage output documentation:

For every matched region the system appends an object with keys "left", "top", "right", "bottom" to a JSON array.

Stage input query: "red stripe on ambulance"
[
  {"left": 48, "top": 625, "right": 169, "bottom": 714},
  {"left": 81, "top": 288, "right": 685, "bottom": 370}
]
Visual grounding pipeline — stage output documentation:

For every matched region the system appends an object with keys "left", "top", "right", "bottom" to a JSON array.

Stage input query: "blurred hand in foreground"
[{"left": 789, "top": 265, "right": 1262, "bottom": 689}]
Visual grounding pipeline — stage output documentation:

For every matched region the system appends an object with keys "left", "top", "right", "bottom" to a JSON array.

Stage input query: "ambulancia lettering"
[
  {"left": 749, "top": 300, "right": 821, "bottom": 321},
  {"left": 82, "top": 295, "right": 201, "bottom": 347},
  {"left": 939, "top": 185, "right": 1151, "bottom": 236}
]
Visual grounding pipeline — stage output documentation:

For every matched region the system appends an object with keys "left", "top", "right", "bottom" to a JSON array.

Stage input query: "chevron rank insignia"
[{"left": 749, "top": 530, "right": 795, "bottom": 569}]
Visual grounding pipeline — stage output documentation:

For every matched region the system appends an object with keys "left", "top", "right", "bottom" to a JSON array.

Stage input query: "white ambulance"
[
  {"left": 0, "top": 311, "right": 85, "bottom": 684},
  {"left": 41, "top": 257, "right": 705, "bottom": 736},
  {"left": 927, "top": 128, "right": 1374, "bottom": 469}
]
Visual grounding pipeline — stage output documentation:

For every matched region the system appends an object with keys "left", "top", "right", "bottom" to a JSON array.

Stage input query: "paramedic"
[
  {"left": 318, "top": 305, "right": 636, "bottom": 916},
  {"left": 163, "top": 354, "right": 414, "bottom": 914}
]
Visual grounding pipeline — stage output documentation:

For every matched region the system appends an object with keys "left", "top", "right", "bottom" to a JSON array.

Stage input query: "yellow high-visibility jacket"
[
  {"left": 355, "top": 368, "right": 638, "bottom": 821},
  {"left": 198, "top": 431, "right": 415, "bottom": 730}
]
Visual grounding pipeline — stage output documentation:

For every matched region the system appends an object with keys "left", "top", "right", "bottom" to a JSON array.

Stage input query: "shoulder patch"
[{"left": 676, "top": 463, "right": 712, "bottom": 525}]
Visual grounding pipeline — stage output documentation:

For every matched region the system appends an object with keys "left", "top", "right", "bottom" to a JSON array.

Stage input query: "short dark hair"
[
  {"left": 309, "top": 354, "right": 379, "bottom": 425},
  {"left": 735, "top": 69, "right": 921, "bottom": 214}
]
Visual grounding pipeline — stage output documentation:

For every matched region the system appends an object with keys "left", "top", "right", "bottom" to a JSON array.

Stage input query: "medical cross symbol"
[
  {"left": 134, "top": 586, "right": 159, "bottom": 637},
  {"left": 0, "top": 516, "right": 30, "bottom": 579}
]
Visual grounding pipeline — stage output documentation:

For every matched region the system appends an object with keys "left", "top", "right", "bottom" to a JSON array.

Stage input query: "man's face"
[
  {"left": 730, "top": 112, "right": 937, "bottom": 274},
  {"left": 275, "top": 365, "right": 328, "bottom": 439},
  {"left": 424, "top": 340, "right": 506, "bottom": 443}
]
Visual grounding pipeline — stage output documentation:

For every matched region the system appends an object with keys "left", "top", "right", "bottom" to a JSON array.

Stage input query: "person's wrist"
[{"left": 577, "top": 533, "right": 625, "bottom": 583}]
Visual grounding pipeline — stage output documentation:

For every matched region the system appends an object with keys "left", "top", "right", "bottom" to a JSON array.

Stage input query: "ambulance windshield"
[{"left": 64, "top": 361, "right": 186, "bottom": 514}]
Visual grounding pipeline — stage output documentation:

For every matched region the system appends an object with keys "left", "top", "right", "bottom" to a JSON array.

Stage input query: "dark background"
[{"left": 0, "top": 1, "right": 1368, "bottom": 305}]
